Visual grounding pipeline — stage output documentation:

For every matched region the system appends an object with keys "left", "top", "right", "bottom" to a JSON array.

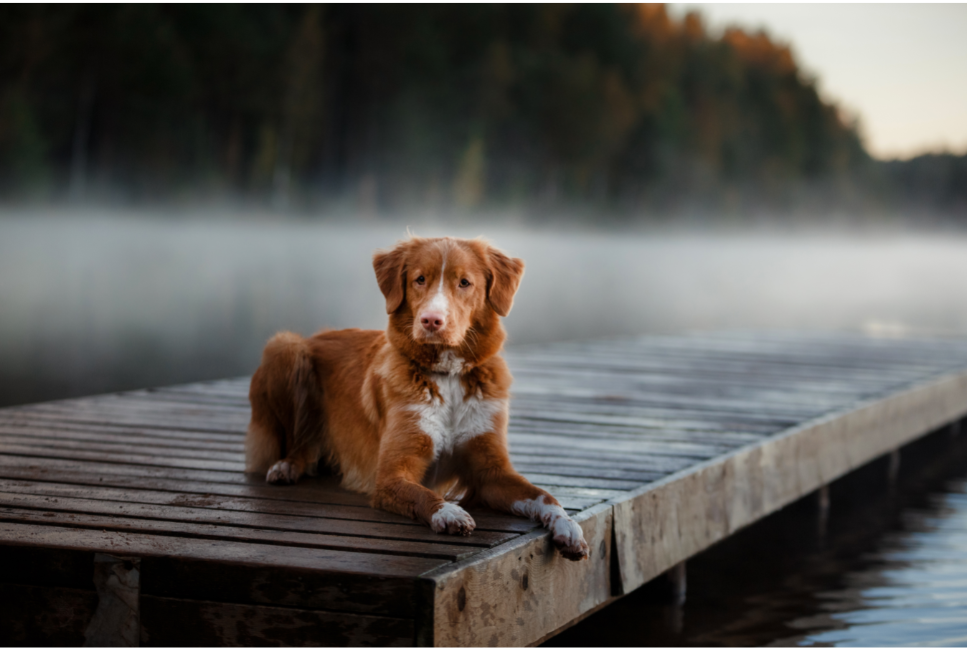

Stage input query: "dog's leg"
[
  {"left": 371, "top": 420, "right": 475, "bottom": 535},
  {"left": 459, "top": 433, "right": 590, "bottom": 560}
]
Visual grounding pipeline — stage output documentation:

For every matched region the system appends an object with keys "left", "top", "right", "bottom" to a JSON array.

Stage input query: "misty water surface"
[{"left": 3, "top": 210, "right": 967, "bottom": 406}]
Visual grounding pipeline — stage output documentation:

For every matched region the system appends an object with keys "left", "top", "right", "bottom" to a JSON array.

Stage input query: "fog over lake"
[{"left": 3, "top": 210, "right": 967, "bottom": 406}]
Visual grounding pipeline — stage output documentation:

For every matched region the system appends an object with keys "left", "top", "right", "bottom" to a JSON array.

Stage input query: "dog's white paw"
[
  {"left": 512, "top": 497, "right": 590, "bottom": 561},
  {"left": 266, "top": 460, "right": 299, "bottom": 484},
  {"left": 431, "top": 502, "right": 476, "bottom": 536},
  {"left": 551, "top": 515, "right": 590, "bottom": 561}
]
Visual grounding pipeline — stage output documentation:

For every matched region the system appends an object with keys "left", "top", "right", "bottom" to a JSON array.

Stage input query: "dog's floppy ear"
[
  {"left": 486, "top": 247, "right": 525, "bottom": 317},
  {"left": 373, "top": 244, "right": 408, "bottom": 314}
]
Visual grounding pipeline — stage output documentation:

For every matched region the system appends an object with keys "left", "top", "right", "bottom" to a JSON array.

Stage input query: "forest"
[{"left": 0, "top": 4, "right": 963, "bottom": 217}]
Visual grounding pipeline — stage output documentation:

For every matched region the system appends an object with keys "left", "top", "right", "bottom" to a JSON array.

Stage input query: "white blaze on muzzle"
[{"left": 424, "top": 259, "right": 449, "bottom": 321}]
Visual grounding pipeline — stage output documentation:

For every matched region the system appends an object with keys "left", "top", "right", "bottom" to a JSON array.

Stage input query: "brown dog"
[{"left": 245, "top": 236, "right": 589, "bottom": 560}]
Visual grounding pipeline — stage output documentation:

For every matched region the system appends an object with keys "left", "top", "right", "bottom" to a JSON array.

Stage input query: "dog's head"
[{"left": 372, "top": 236, "right": 524, "bottom": 358}]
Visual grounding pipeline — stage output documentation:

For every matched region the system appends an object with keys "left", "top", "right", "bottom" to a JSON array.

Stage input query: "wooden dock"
[{"left": 3, "top": 331, "right": 967, "bottom": 646}]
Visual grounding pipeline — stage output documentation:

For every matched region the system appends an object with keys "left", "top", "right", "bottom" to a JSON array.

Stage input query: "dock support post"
[
  {"left": 887, "top": 449, "right": 901, "bottom": 486},
  {"left": 83, "top": 554, "right": 140, "bottom": 647},
  {"left": 657, "top": 562, "right": 687, "bottom": 636},
  {"left": 816, "top": 485, "right": 830, "bottom": 539},
  {"left": 666, "top": 561, "right": 686, "bottom": 606}
]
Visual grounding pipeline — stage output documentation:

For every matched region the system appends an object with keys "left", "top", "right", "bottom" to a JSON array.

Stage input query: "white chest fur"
[{"left": 410, "top": 366, "right": 505, "bottom": 458}]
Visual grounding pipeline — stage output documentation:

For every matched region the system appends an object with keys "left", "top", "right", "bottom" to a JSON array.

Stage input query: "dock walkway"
[{"left": 3, "top": 332, "right": 967, "bottom": 646}]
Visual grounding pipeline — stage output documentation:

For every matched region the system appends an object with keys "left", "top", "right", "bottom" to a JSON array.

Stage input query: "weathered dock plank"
[{"left": 2, "top": 331, "right": 967, "bottom": 646}]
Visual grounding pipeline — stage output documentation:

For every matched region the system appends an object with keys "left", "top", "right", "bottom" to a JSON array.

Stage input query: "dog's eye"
[
  {"left": 415, "top": 276, "right": 425, "bottom": 285},
  {"left": 459, "top": 279, "right": 471, "bottom": 288}
]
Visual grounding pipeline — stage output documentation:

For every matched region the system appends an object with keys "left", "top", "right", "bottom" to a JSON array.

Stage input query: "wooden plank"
[
  {"left": 513, "top": 344, "right": 945, "bottom": 372},
  {"left": 0, "top": 441, "right": 244, "bottom": 471},
  {"left": 0, "top": 508, "right": 482, "bottom": 561},
  {"left": 0, "top": 491, "right": 517, "bottom": 548},
  {"left": 511, "top": 463, "right": 660, "bottom": 483},
  {"left": 511, "top": 367, "right": 885, "bottom": 399},
  {"left": 0, "top": 453, "right": 258, "bottom": 486},
  {"left": 514, "top": 382, "right": 819, "bottom": 421},
  {"left": 511, "top": 400, "right": 790, "bottom": 433},
  {"left": 17, "top": 393, "right": 249, "bottom": 414},
  {"left": 512, "top": 375, "right": 857, "bottom": 410},
  {"left": 509, "top": 350, "right": 935, "bottom": 386},
  {"left": 0, "top": 419, "right": 244, "bottom": 443},
  {"left": 0, "top": 464, "right": 537, "bottom": 533},
  {"left": 0, "top": 426, "right": 241, "bottom": 452},
  {"left": 511, "top": 378, "right": 849, "bottom": 413},
  {"left": 520, "top": 473, "right": 642, "bottom": 491},
  {"left": 511, "top": 385, "right": 825, "bottom": 419},
  {"left": 509, "top": 422, "right": 766, "bottom": 447},
  {"left": 529, "top": 486, "right": 628, "bottom": 501},
  {"left": 515, "top": 335, "right": 963, "bottom": 365},
  {"left": 419, "top": 503, "right": 612, "bottom": 647},
  {"left": 142, "top": 390, "right": 247, "bottom": 406},
  {"left": 508, "top": 452, "right": 690, "bottom": 473},
  {"left": 0, "top": 434, "right": 244, "bottom": 461},
  {"left": 0, "top": 408, "right": 247, "bottom": 434},
  {"left": 151, "top": 379, "right": 249, "bottom": 397},
  {"left": 508, "top": 432, "right": 726, "bottom": 459},
  {"left": 0, "top": 522, "right": 444, "bottom": 617},
  {"left": 0, "top": 455, "right": 595, "bottom": 511},
  {"left": 510, "top": 454, "right": 692, "bottom": 479},
  {"left": 0, "top": 477, "right": 533, "bottom": 534}
]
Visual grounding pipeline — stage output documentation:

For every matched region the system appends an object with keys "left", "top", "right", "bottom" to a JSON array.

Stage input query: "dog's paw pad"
[
  {"left": 431, "top": 502, "right": 476, "bottom": 536},
  {"left": 266, "top": 460, "right": 299, "bottom": 484},
  {"left": 552, "top": 517, "right": 590, "bottom": 561}
]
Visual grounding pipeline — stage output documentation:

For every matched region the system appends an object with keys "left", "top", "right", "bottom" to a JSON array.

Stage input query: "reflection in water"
[
  {"left": 545, "top": 426, "right": 967, "bottom": 646},
  {"left": 784, "top": 483, "right": 967, "bottom": 646}
]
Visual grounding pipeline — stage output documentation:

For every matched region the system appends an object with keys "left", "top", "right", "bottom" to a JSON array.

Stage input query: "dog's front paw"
[
  {"left": 551, "top": 516, "right": 590, "bottom": 561},
  {"left": 266, "top": 460, "right": 299, "bottom": 484},
  {"left": 431, "top": 502, "right": 476, "bottom": 536}
]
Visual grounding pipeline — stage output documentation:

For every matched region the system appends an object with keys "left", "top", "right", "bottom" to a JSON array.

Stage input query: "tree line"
[{"left": 0, "top": 4, "right": 962, "bottom": 216}]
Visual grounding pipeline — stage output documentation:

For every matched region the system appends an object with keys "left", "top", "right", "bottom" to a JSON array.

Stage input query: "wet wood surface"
[{"left": 2, "top": 331, "right": 967, "bottom": 646}]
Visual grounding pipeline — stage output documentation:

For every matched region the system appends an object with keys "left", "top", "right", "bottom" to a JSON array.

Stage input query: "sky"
[{"left": 668, "top": 3, "right": 967, "bottom": 160}]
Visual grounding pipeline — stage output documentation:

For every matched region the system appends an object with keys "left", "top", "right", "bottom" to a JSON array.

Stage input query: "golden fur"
[{"left": 246, "top": 236, "right": 589, "bottom": 560}]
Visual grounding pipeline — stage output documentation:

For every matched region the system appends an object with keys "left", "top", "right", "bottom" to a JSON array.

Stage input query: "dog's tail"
[
  {"left": 246, "top": 331, "right": 324, "bottom": 474},
  {"left": 288, "top": 335, "right": 323, "bottom": 464}
]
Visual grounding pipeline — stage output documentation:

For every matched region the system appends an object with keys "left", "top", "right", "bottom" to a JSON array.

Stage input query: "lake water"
[{"left": 3, "top": 209, "right": 967, "bottom": 645}]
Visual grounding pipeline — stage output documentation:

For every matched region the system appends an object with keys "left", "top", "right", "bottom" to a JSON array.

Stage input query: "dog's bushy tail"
[
  {"left": 288, "top": 337, "right": 323, "bottom": 466},
  {"left": 245, "top": 331, "right": 324, "bottom": 474}
]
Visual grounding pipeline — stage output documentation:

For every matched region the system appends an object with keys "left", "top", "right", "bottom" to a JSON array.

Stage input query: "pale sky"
[{"left": 668, "top": 3, "right": 967, "bottom": 160}]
